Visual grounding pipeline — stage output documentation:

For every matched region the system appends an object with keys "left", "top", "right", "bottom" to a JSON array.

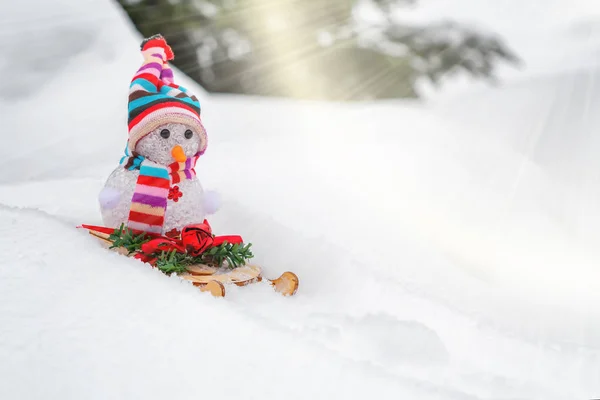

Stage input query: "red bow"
[
  {"left": 79, "top": 221, "right": 244, "bottom": 265},
  {"left": 139, "top": 220, "right": 243, "bottom": 257}
]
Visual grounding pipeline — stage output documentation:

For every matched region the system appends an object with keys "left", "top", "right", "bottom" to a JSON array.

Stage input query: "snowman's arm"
[
  {"left": 203, "top": 190, "right": 221, "bottom": 215},
  {"left": 99, "top": 187, "right": 122, "bottom": 209}
]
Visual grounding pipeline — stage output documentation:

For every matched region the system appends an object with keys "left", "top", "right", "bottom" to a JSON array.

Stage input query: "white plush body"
[
  {"left": 100, "top": 167, "right": 208, "bottom": 233},
  {"left": 98, "top": 123, "right": 218, "bottom": 234}
]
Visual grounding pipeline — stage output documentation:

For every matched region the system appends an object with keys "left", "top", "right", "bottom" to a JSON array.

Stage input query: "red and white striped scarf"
[{"left": 123, "top": 152, "right": 200, "bottom": 234}]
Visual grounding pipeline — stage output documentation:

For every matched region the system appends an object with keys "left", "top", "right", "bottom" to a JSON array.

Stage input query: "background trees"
[{"left": 117, "top": 0, "right": 519, "bottom": 100}]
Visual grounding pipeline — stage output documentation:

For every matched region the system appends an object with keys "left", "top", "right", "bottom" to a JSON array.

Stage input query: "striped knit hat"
[{"left": 128, "top": 35, "right": 207, "bottom": 154}]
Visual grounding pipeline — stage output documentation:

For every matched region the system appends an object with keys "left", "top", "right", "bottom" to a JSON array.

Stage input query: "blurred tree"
[
  {"left": 368, "top": 0, "right": 520, "bottom": 85},
  {"left": 116, "top": 0, "right": 211, "bottom": 89},
  {"left": 116, "top": 0, "right": 520, "bottom": 100}
]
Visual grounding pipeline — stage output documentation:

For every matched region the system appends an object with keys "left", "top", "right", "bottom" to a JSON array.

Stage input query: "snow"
[{"left": 1, "top": 0, "right": 600, "bottom": 399}]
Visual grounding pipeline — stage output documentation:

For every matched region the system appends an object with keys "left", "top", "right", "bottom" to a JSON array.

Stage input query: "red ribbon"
[
  {"left": 135, "top": 220, "right": 243, "bottom": 257},
  {"left": 213, "top": 235, "right": 243, "bottom": 247},
  {"left": 140, "top": 237, "right": 186, "bottom": 254},
  {"left": 80, "top": 220, "right": 244, "bottom": 259}
]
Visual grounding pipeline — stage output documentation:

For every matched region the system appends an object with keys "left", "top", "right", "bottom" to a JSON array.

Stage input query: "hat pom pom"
[{"left": 140, "top": 34, "right": 175, "bottom": 60}]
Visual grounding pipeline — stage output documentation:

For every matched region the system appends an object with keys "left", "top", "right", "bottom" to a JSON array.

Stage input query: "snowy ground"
[{"left": 1, "top": 1, "right": 600, "bottom": 399}]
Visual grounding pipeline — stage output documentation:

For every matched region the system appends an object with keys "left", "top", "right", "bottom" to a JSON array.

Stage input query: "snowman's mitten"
[
  {"left": 99, "top": 187, "right": 121, "bottom": 210},
  {"left": 203, "top": 190, "right": 221, "bottom": 215}
]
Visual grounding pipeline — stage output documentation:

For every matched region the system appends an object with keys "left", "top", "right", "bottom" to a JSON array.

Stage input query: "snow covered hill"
[{"left": 1, "top": 1, "right": 599, "bottom": 399}]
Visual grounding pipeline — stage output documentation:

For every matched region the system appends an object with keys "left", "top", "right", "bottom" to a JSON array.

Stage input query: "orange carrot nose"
[{"left": 171, "top": 145, "right": 187, "bottom": 162}]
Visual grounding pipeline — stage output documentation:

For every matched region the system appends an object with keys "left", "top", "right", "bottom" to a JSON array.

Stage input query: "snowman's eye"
[
  {"left": 184, "top": 129, "right": 193, "bottom": 139},
  {"left": 160, "top": 129, "right": 170, "bottom": 139}
]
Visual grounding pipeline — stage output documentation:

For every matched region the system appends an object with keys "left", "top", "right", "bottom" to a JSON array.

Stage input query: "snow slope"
[{"left": 1, "top": 1, "right": 600, "bottom": 399}]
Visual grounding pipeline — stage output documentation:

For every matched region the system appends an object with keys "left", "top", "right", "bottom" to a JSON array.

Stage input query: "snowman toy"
[{"left": 98, "top": 35, "right": 219, "bottom": 235}]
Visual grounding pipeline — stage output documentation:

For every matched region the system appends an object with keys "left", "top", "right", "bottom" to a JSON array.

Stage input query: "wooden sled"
[
  {"left": 182, "top": 264, "right": 299, "bottom": 297},
  {"left": 85, "top": 227, "right": 299, "bottom": 298}
]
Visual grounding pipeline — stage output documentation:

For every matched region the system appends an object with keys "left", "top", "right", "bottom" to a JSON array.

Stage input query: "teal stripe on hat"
[
  {"left": 159, "top": 85, "right": 173, "bottom": 95},
  {"left": 128, "top": 94, "right": 168, "bottom": 112},
  {"left": 130, "top": 78, "right": 159, "bottom": 93},
  {"left": 139, "top": 165, "right": 170, "bottom": 179},
  {"left": 129, "top": 94, "right": 200, "bottom": 114},
  {"left": 176, "top": 96, "right": 200, "bottom": 107},
  {"left": 155, "top": 85, "right": 198, "bottom": 105}
]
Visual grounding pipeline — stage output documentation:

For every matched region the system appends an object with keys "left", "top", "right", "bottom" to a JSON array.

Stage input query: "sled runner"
[{"left": 183, "top": 265, "right": 299, "bottom": 297}]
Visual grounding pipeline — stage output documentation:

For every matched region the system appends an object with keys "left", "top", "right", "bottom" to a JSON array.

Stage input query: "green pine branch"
[
  {"left": 108, "top": 223, "right": 152, "bottom": 255},
  {"left": 107, "top": 225, "right": 254, "bottom": 273},
  {"left": 155, "top": 250, "right": 191, "bottom": 275},
  {"left": 200, "top": 241, "right": 254, "bottom": 269}
]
